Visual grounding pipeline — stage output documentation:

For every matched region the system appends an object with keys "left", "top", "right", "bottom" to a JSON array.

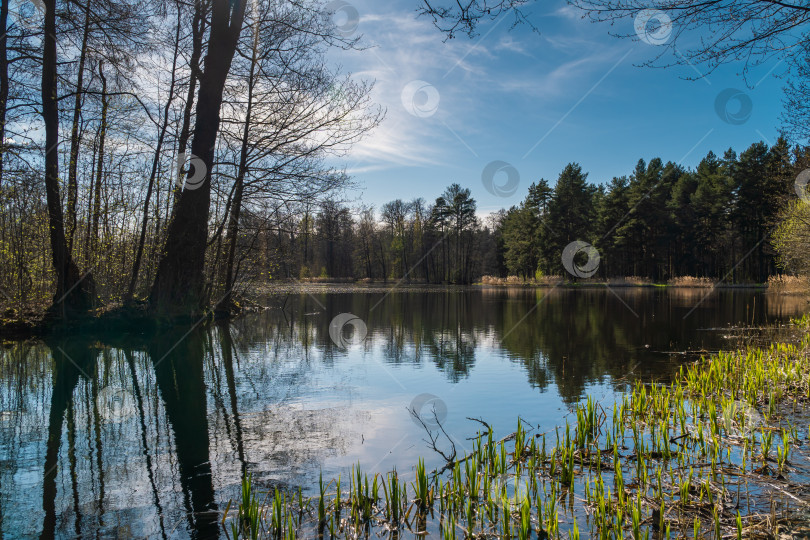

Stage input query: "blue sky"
[{"left": 330, "top": 0, "right": 786, "bottom": 216}]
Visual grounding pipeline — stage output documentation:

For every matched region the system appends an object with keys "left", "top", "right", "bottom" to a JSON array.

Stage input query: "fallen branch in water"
[{"left": 408, "top": 404, "right": 456, "bottom": 465}]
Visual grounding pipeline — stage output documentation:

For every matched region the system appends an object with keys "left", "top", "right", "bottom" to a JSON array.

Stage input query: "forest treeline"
[
  {"left": 273, "top": 138, "right": 807, "bottom": 285},
  {"left": 0, "top": 0, "right": 808, "bottom": 320}
]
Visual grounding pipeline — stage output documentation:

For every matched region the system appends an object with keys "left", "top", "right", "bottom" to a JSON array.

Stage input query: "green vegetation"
[
  {"left": 499, "top": 142, "right": 799, "bottom": 283},
  {"left": 241, "top": 139, "right": 803, "bottom": 289},
  {"left": 224, "top": 317, "right": 810, "bottom": 538},
  {"left": 774, "top": 199, "right": 810, "bottom": 278},
  {"left": 4, "top": 135, "right": 805, "bottom": 323}
]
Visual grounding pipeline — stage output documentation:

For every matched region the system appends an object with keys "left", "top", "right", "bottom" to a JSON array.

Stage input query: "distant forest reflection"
[{"left": 259, "top": 287, "right": 807, "bottom": 395}]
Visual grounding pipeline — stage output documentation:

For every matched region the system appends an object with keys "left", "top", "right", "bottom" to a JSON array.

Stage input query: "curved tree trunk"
[
  {"left": 65, "top": 0, "right": 92, "bottom": 251},
  {"left": 174, "top": 0, "right": 207, "bottom": 203},
  {"left": 149, "top": 0, "right": 246, "bottom": 318},
  {"left": 89, "top": 63, "right": 108, "bottom": 257},
  {"left": 42, "top": 0, "right": 95, "bottom": 316}
]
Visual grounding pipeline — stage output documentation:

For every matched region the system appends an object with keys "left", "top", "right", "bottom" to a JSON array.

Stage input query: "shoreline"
[
  {"left": 256, "top": 280, "right": 787, "bottom": 294},
  {"left": 1, "top": 282, "right": 805, "bottom": 341}
]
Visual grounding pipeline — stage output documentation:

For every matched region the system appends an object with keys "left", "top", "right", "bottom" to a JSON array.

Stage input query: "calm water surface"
[{"left": 0, "top": 288, "right": 806, "bottom": 538}]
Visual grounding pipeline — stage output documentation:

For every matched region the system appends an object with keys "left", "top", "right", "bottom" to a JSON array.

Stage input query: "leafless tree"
[
  {"left": 572, "top": 0, "right": 810, "bottom": 77},
  {"left": 211, "top": 0, "right": 382, "bottom": 312},
  {"left": 418, "top": 0, "right": 534, "bottom": 38}
]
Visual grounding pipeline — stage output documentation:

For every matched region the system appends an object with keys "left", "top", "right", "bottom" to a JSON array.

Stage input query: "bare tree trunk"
[
  {"left": 363, "top": 237, "right": 372, "bottom": 278},
  {"left": 83, "top": 136, "right": 98, "bottom": 264},
  {"left": 126, "top": 5, "right": 181, "bottom": 303},
  {"left": 377, "top": 237, "right": 387, "bottom": 282},
  {"left": 65, "top": 0, "right": 92, "bottom": 251},
  {"left": 41, "top": 0, "right": 95, "bottom": 315},
  {"left": 90, "top": 63, "right": 108, "bottom": 257},
  {"left": 150, "top": 0, "right": 247, "bottom": 317},
  {"left": 218, "top": 179, "right": 244, "bottom": 308},
  {"left": 0, "top": 0, "right": 9, "bottom": 190},
  {"left": 302, "top": 209, "right": 310, "bottom": 272},
  {"left": 174, "top": 0, "right": 207, "bottom": 202},
  {"left": 217, "top": 19, "right": 258, "bottom": 313}
]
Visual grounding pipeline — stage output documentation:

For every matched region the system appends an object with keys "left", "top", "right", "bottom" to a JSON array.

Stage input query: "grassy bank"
[
  {"left": 2, "top": 276, "right": 805, "bottom": 339},
  {"left": 479, "top": 275, "right": 810, "bottom": 292},
  {"left": 223, "top": 317, "right": 810, "bottom": 539}
]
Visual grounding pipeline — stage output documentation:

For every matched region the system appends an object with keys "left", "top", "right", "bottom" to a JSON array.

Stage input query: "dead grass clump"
[
  {"left": 669, "top": 276, "right": 714, "bottom": 288},
  {"left": 481, "top": 275, "right": 564, "bottom": 286},
  {"left": 767, "top": 274, "right": 809, "bottom": 294},
  {"left": 607, "top": 276, "right": 652, "bottom": 286}
]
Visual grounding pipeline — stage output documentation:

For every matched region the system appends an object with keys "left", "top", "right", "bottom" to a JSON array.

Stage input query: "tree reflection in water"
[{"left": 0, "top": 288, "right": 804, "bottom": 537}]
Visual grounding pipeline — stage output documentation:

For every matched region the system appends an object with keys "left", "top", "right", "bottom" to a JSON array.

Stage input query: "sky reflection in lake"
[{"left": 0, "top": 288, "right": 805, "bottom": 538}]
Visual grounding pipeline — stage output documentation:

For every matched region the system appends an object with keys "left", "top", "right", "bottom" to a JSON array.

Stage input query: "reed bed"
[
  {"left": 767, "top": 275, "right": 810, "bottom": 294},
  {"left": 667, "top": 277, "right": 715, "bottom": 288},
  {"left": 224, "top": 317, "right": 810, "bottom": 539},
  {"left": 605, "top": 277, "right": 652, "bottom": 286},
  {"left": 481, "top": 276, "right": 565, "bottom": 286}
]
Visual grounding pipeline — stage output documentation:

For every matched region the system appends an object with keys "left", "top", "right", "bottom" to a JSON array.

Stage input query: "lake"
[{"left": 0, "top": 287, "right": 806, "bottom": 538}]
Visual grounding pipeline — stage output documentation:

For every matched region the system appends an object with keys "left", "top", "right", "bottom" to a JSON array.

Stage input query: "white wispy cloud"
[
  {"left": 330, "top": 0, "right": 632, "bottom": 176},
  {"left": 494, "top": 35, "right": 533, "bottom": 57}
]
